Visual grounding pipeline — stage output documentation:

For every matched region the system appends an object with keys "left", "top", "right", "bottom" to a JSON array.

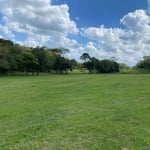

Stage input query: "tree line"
[
  {"left": 136, "top": 56, "right": 150, "bottom": 71},
  {"left": 0, "top": 38, "right": 150, "bottom": 75},
  {"left": 0, "top": 38, "right": 74, "bottom": 75},
  {"left": 80, "top": 53, "right": 119, "bottom": 73}
]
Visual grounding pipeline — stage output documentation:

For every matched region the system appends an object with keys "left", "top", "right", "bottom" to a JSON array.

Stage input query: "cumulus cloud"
[
  {"left": 0, "top": 0, "right": 78, "bottom": 44},
  {"left": 121, "top": 10, "right": 150, "bottom": 32},
  {"left": 82, "top": 9, "right": 150, "bottom": 65},
  {"left": 0, "top": 25, "right": 15, "bottom": 38},
  {"left": 0, "top": 0, "right": 150, "bottom": 65},
  {"left": 0, "top": 35, "right": 3, "bottom": 38}
]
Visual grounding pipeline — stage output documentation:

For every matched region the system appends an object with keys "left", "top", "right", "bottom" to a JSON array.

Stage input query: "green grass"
[{"left": 0, "top": 74, "right": 150, "bottom": 150}]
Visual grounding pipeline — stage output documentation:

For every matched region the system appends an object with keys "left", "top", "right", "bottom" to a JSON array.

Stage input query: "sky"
[{"left": 0, "top": 0, "right": 150, "bottom": 65}]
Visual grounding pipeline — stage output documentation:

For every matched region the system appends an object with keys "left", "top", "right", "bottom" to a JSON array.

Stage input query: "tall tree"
[
  {"left": 80, "top": 53, "right": 91, "bottom": 62},
  {"left": 22, "top": 50, "right": 39, "bottom": 75},
  {"left": 32, "top": 46, "right": 49, "bottom": 72},
  {"left": 136, "top": 56, "right": 150, "bottom": 71}
]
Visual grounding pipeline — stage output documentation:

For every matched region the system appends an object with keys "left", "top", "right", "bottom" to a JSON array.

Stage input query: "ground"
[{"left": 0, "top": 74, "right": 150, "bottom": 149}]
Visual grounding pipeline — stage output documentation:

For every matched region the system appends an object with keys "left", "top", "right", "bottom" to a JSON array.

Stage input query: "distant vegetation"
[
  {"left": 0, "top": 38, "right": 73, "bottom": 75},
  {"left": 0, "top": 38, "right": 150, "bottom": 75},
  {"left": 80, "top": 53, "right": 119, "bottom": 73}
]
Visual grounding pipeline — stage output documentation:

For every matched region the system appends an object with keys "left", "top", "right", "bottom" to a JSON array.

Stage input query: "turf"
[{"left": 0, "top": 74, "right": 150, "bottom": 149}]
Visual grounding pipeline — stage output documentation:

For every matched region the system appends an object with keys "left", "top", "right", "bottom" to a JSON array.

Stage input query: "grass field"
[{"left": 0, "top": 74, "right": 150, "bottom": 150}]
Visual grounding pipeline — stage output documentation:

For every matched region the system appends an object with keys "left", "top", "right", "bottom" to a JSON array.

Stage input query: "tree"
[
  {"left": 50, "top": 48, "right": 69, "bottom": 57},
  {"left": 6, "top": 45, "right": 24, "bottom": 75},
  {"left": 97, "top": 59, "right": 119, "bottom": 73},
  {"left": 91, "top": 57, "right": 100, "bottom": 72},
  {"left": 70, "top": 59, "right": 78, "bottom": 70},
  {"left": 50, "top": 47, "right": 71, "bottom": 74},
  {"left": 136, "top": 56, "right": 150, "bottom": 71},
  {"left": 0, "top": 38, "right": 14, "bottom": 46},
  {"left": 80, "top": 53, "right": 119, "bottom": 73},
  {"left": 119, "top": 63, "right": 131, "bottom": 73},
  {"left": 80, "top": 53, "right": 91, "bottom": 62},
  {"left": 32, "top": 46, "right": 49, "bottom": 72},
  {"left": 0, "top": 43, "right": 21, "bottom": 75},
  {"left": 22, "top": 50, "right": 39, "bottom": 75},
  {"left": 0, "top": 59, "right": 9, "bottom": 73},
  {"left": 0, "top": 46, "right": 8, "bottom": 73},
  {"left": 53, "top": 56, "right": 72, "bottom": 74}
]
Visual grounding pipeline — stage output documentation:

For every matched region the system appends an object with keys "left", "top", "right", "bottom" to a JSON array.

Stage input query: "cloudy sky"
[{"left": 0, "top": 0, "right": 150, "bottom": 65}]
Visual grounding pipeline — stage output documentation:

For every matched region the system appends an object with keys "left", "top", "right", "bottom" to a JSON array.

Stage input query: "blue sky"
[
  {"left": 0, "top": 0, "right": 150, "bottom": 65},
  {"left": 52, "top": 0, "right": 147, "bottom": 27}
]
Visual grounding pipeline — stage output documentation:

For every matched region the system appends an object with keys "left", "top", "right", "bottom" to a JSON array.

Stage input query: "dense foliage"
[
  {"left": 0, "top": 38, "right": 150, "bottom": 75},
  {"left": 0, "top": 39, "right": 73, "bottom": 75},
  {"left": 80, "top": 53, "right": 119, "bottom": 73},
  {"left": 136, "top": 56, "right": 150, "bottom": 71}
]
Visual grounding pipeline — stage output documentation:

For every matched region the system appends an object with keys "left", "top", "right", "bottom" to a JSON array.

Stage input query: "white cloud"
[
  {"left": 16, "top": 34, "right": 50, "bottom": 48},
  {"left": 82, "top": 9, "right": 150, "bottom": 65},
  {"left": 121, "top": 10, "right": 150, "bottom": 32},
  {"left": 0, "top": 25, "right": 15, "bottom": 39},
  {"left": 0, "top": 0, "right": 78, "bottom": 45},
  {"left": 0, "top": 0, "right": 150, "bottom": 66}
]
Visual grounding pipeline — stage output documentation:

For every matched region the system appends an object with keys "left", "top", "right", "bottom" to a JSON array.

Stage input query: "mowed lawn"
[{"left": 0, "top": 74, "right": 150, "bottom": 150}]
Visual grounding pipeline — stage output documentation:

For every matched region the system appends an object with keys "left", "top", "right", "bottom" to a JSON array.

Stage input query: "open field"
[{"left": 0, "top": 74, "right": 150, "bottom": 149}]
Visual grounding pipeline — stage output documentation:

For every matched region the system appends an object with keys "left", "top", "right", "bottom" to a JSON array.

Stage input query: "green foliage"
[
  {"left": 0, "top": 41, "right": 22, "bottom": 74},
  {"left": 80, "top": 53, "right": 91, "bottom": 62},
  {"left": 0, "top": 48, "right": 9, "bottom": 73},
  {"left": 21, "top": 50, "right": 39, "bottom": 75},
  {"left": 0, "top": 39, "right": 73, "bottom": 75},
  {"left": 80, "top": 53, "right": 119, "bottom": 73},
  {"left": 0, "top": 59, "right": 9, "bottom": 73},
  {"left": 0, "top": 38, "right": 149, "bottom": 75},
  {"left": 119, "top": 63, "right": 131, "bottom": 73},
  {"left": 53, "top": 55, "right": 72, "bottom": 73},
  {"left": 70, "top": 59, "right": 78, "bottom": 69},
  {"left": 96, "top": 59, "right": 119, "bottom": 73},
  {"left": 136, "top": 56, "right": 150, "bottom": 72},
  {"left": 0, "top": 38, "right": 14, "bottom": 46},
  {"left": 32, "top": 46, "right": 49, "bottom": 72}
]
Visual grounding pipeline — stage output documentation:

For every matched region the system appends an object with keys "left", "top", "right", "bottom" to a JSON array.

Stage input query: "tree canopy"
[
  {"left": 136, "top": 56, "right": 150, "bottom": 70},
  {"left": 0, "top": 38, "right": 73, "bottom": 75},
  {"left": 80, "top": 53, "right": 119, "bottom": 73},
  {"left": 0, "top": 38, "right": 149, "bottom": 75}
]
